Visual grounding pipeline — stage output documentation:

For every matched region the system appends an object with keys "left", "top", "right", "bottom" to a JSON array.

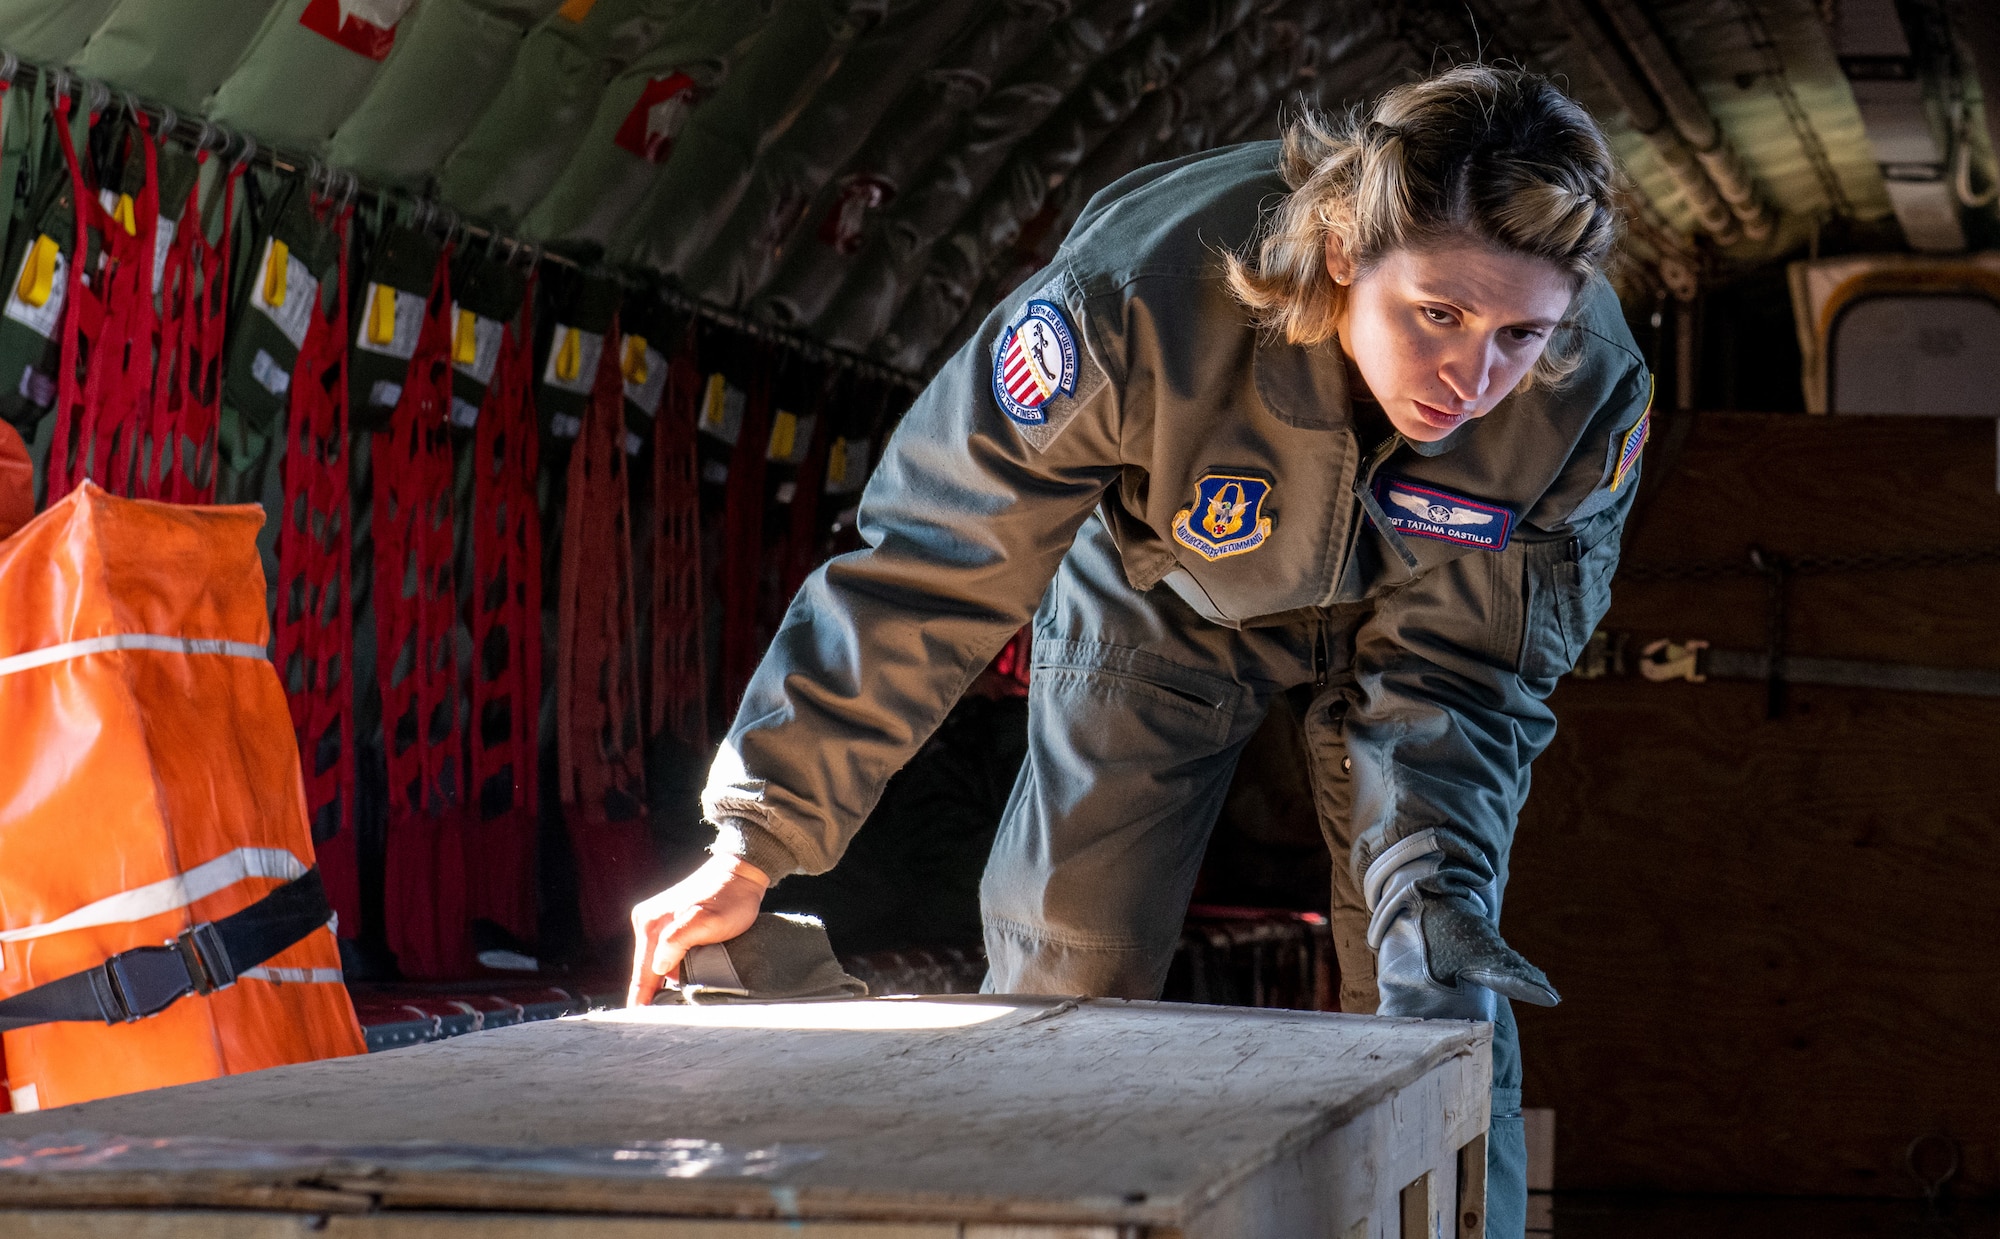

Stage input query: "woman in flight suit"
[{"left": 629, "top": 64, "right": 1651, "bottom": 1237}]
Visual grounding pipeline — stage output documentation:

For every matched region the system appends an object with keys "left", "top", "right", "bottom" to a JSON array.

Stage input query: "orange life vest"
[{"left": 0, "top": 484, "right": 365, "bottom": 1111}]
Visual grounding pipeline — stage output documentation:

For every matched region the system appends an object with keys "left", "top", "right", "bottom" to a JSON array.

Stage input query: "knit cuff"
[{"left": 707, "top": 816, "right": 800, "bottom": 885}]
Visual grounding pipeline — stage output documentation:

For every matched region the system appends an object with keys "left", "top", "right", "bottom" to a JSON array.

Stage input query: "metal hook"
[
  {"left": 50, "top": 69, "right": 72, "bottom": 105},
  {"left": 157, "top": 103, "right": 178, "bottom": 139},
  {"left": 193, "top": 120, "right": 219, "bottom": 154},
  {"left": 340, "top": 170, "right": 359, "bottom": 211},
  {"left": 231, "top": 131, "right": 257, "bottom": 171},
  {"left": 0, "top": 51, "right": 20, "bottom": 86},
  {"left": 86, "top": 79, "right": 110, "bottom": 116}
]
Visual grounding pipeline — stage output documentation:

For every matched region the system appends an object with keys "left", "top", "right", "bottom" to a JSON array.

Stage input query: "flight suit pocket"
[
  {"left": 1031, "top": 638, "right": 1240, "bottom": 749},
  {"left": 1517, "top": 531, "right": 1620, "bottom": 680},
  {"left": 1518, "top": 538, "right": 1587, "bottom": 680}
]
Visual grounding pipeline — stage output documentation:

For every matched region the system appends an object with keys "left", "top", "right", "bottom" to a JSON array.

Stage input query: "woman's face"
[{"left": 1330, "top": 239, "right": 1577, "bottom": 442}]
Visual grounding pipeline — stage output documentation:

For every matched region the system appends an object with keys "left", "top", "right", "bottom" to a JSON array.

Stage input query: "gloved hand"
[{"left": 1365, "top": 829, "right": 1559, "bottom": 1020}]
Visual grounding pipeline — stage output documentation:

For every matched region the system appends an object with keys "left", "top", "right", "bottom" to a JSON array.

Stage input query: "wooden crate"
[{"left": 0, "top": 998, "right": 1489, "bottom": 1238}]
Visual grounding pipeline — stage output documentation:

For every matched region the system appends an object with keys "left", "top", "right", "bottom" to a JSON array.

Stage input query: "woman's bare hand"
[{"left": 626, "top": 855, "right": 770, "bottom": 1007}]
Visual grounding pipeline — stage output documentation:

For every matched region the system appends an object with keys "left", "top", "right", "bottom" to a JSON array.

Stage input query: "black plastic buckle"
[
  {"left": 97, "top": 923, "right": 235, "bottom": 1022},
  {"left": 101, "top": 946, "right": 197, "bottom": 1022}
]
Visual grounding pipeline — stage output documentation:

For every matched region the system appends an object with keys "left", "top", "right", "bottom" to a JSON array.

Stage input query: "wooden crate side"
[{"left": 1512, "top": 412, "right": 2000, "bottom": 1196}]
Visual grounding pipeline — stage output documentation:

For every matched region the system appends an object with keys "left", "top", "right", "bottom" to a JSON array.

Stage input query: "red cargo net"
[
  {"left": 373, "top": 250, "right": 470, "bottom": 979},
  {"left": 558, "top": 317, "right": 649, "bottom": 945},
  {"left": 464, "top": 276, "right": 543, "bottom": 944},
  {"left": 274, "top": 196, "right": 359, "bottom": 934},
  {"left": 649, "top": 336, "right": 707, "bottom": 753}
]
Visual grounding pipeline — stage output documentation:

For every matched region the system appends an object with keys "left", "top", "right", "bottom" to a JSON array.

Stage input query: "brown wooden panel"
[{"left": 1510, "top": 413, "right": 2000, "bottom": 1197}]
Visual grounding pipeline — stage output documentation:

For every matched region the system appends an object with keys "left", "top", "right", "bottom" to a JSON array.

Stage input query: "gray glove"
[{"left": 1364, "top": 830, "right": 1559, "bottom": 1020}]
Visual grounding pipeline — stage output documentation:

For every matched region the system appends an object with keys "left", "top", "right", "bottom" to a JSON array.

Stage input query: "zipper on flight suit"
[{"left": 1313, "top": 620, "right": 1328, "bottom": 687}]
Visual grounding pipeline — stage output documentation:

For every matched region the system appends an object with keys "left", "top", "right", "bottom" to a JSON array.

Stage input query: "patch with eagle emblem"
[
  {"left": 1172, "top": 474, "right": 1274, "bottom": 561},
  {"left": 1373, "top": 477, "right": 1515, "bottom": 552}
]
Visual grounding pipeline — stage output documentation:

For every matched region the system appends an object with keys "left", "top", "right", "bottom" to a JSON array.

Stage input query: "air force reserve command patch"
[
  {"left": 992, "top": 300, "right": 1078, "bottom": 425},
  {"left": 1373, "top": 477, "right": 1515, "bottom": 552},
  {"left": 1173, "top": 474, "right": 1274, "bottom": 560}
]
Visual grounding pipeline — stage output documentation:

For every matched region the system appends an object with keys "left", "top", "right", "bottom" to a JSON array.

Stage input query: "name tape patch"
[
  {"left": 1173, "top": 474, "right": 1274, "bottom": 560},
  {"left": 1374, "top": 477, "right": 1515, "bottom": 552},
  {"left": 992, "top": 300, "right": 1077, "bottom": 426}
]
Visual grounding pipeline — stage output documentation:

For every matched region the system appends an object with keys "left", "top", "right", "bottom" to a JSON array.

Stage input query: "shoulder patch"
[
  {"left": 1173, "top": 474, "right": 1274, "bottom": 560},
  {"left": 992, "top": 300, "right": 1078, "bottom": 426},
  {"left": 1374, "top": 477, "right": 1516, "bottom": 552},
  {"left": 1611, "top": 376, "right": 1653, "bottom": 491}
]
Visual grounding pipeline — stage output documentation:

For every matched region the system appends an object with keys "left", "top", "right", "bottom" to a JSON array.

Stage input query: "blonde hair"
[{"left": 1224, "top": 64, "right": 1621, "bottom": 388}]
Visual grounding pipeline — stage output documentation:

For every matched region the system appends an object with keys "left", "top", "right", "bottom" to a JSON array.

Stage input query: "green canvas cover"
[
  {"left": 516, "top": 0, "right": 774, "bottom": 248},
  {"left": 610, "top": 0, "right": 881, "bottom": 272},
  {"left": 347, "top": 219, "right": 441, "bottom": 430},
  {"left": 67, "top": 0, "right": 278, "bottom": 116},
  {"left": 0, "top": 0, "right": 121, "bottom": 65},
  {"left": 435, "top": 0, "right": 700, "bottom": 231},
  {"left": 327, "top": 0, "right": 561, "bottom": 188},
  {"left": 207, "top": 0, "right": 392, "bottom": 152},
  {"left": 220, "top": 172, "right": 343, "bottom": 437}
]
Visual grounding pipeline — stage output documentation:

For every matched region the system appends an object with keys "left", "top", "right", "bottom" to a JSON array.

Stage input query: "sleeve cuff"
[{"left": 708, "top": 816, "right": 801, "bottom": 884}]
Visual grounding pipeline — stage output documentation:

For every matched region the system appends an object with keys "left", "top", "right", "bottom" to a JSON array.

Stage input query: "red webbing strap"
[
  {"left": 464, "top": 274, "right": 542, "bottom": 942},
  {"left": 718, "top": 362, "right": 772, "bottom": 717},
  {"left": 93, "top": 117, "right": 159, "bottom": 496},
  {"left": 45, "top": 94, "right": 106, "bottom": 503},
  {"left": 648, "top": 335, "right": 707, "bottom": 753},
  {"left": 780, "top": 387, "right": 830, "bottom": 605},
  {"left": 557, "top": 316, "right": 649, "bottom": 945},
  {"left": 373, "top": 250, "right": 469, "bottom": 979},
  {"left": 274, "top": 202, "right": 358, "bottom": 934}
]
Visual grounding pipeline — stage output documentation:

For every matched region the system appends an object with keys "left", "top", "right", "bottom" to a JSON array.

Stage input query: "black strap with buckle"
[{"left": 0, "top": 867, "right": 332, "bottom": 1032}]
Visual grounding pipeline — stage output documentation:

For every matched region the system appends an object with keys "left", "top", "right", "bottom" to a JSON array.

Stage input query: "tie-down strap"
[{"left": 0, "top": 868, "right": 332, "bottom": 1032}]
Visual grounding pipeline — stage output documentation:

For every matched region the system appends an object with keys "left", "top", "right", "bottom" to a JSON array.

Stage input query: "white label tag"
[
  {"left": 152, "top": 216, "right": 176, "bottom": 294},
  {"left": 824, "top": 437, "right": 870, "bottom": 495},
  {"left": 452, "top": 304, "right": 505, "bottom": 385},
  {"left": 623, "top": 345, "right": 667, "bottom": 415},
  {"left": 16, "top": 365, "right": 53, "bottom": 408},
  {"left": 698, "top": 374, "right": 746, "bottom": 446},
  {"left": 701, "top": 459, "right": 729, "bottom": 485},
  {"left": 249, "top": 236, "right": 318, "bottom": 350},
  {"left": 4, "top": 245, "right": 66, "bottom": 339},
  {"left": 775, "top": 480, "right": 797, "bottom": 505},
  {"left": 622, "top": 429, "right": 644, "bottom": 457},
  {"left": 449, "top": 396, "right": 481, "bottom": 428},
  {"left": 251, "top": 348, "right": 292, "bottom": 395},
  {"left": 550, "top": 412, "right": 582, "bottom": 439},
  {"left": 542, "top": 326, "right": 604, "bottom": 395},
  {"left": 369, "top": 379, "right": 403, "bottom": 408},
  {"left": 356, "top": 283, "right": 426, "bottom": 360}
]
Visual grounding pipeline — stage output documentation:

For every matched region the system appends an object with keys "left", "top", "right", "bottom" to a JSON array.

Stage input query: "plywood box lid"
[{"left": 0, "top": 998, "right": 1489, "bottom": 1229}]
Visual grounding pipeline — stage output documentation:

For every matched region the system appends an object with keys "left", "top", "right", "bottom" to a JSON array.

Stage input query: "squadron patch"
[
  {"left": 1611, "top": 377, "right": 1653, "bottom": 491},
  {"left": 1173, "top": 474, "right": 1274, "bottom": 561},
  {"left": 992, "top": 300, "right": 1078, "bottom": 426},
  {"left": 1373, "top": 477, "right": 1515, "bottom": 552}
]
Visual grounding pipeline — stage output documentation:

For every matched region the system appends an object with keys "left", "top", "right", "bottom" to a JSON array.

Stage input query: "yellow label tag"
[
  {"left": 701, "top": 373, "right": 727, "bottom": 429},
  {"left": 453, "top": 309, "right": 480, "bottom": 366},
  {"left": 555, "top": 327, "right": 582, "bottom": 383},
  {"left": 826, "top": 437, "right": 848, "bottom": 487},
  {"left": 112, "top": 194, "right": 137, "bottom": 236},
  {"left": 17, "top": 236, "right": 59, "bottom": 308},
  {"left": 263, "top": 239, "right": 291, "bottom": 308},
  {"left": 367, "top": 283, "right": 401, "bottom": 346},
  {"left": 768, "top": 410, "right": 797, "bottom": 461},
  {"left": 622, "top": 334, "right": 649, "bottom": 386}
]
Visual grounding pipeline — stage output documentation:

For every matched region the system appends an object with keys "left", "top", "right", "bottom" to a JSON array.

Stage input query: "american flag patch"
[{"left": 1611, "top": 378, "right": 1653, "bottom": 491}]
